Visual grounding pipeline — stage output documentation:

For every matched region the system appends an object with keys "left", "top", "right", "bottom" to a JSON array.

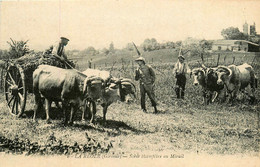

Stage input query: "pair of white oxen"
[
  {"left": 33, "top": 65, "right": 136, "bottom": 125},
  {"left": 191, "top": 63, "right": 258, "bottom": 105}
]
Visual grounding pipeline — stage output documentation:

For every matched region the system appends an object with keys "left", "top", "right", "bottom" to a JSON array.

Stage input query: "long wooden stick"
[
  {"left": 178, "top": 42, "right": 183, "bottom": 56},
  {"left": 216, "top": 53, "right": 220, "bottom": 67},
  {"left": 132, "top": 42, "right": 141, "bottom": 56},
  {"left": 251, "top": 54, "right": 257, "bottom": 66},
  {"left": 232, "top": 56, "right": 235, "bottom": 64}
]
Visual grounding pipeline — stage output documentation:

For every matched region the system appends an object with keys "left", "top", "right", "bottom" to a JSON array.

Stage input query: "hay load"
[
  {"left": 12, "top": 52, "right": 75, "bottom": 92},
  {"left": 14, "top": 52, "right": 69, "bottom": 70}
]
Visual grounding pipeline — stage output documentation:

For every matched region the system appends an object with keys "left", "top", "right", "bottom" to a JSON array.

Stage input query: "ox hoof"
[
  {"left": 154, "top": 111, "right": 159, "bottom": 114},
  {"left": 81, "top": 119, "right": 86, "bottom": 122},
  {"left": 46, "top": 119, "right": 52, "bottom": 124},
  {"left": 89, "top": 122, "right": 95, "bottom": 127},
  {"left": 102, "top": 121, "right": 107, "bottom": 127},
  {"left": 142, "top": 109, "right": 147, "bottom": 113}
]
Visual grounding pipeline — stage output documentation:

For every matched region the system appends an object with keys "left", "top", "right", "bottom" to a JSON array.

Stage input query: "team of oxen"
[
  {"left": 191, "top": 62, "right": 258, "bottom": 105},
  {"left": 32, "top": 61, "right": 258, "bottom": 125},
  {"left": 32, "top": 65, "right": 136, "bottom": 125}
]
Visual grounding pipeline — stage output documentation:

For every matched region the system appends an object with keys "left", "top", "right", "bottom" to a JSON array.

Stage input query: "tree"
[
  {"left": 165, "top": 41, "right": 175, "bottom": 49},
  {"left": 175, "top": 41, "right": 182, "bottom": 47},
  {"left": 221, "top": 27, "right": 248, "bottom": 40},
  {"left": 159, "top": 43, "right": 166, "bottom": 49},
  {"left": 150, "top": 38, "right": 159, "bottom": 50},
  {"left": 109, "top": 42, "right": 115, "bottom": 53},
  {"left": 7, "top": 38, "right": 30, "bottom": 59},
  {"left": 85, "top": 46, "right": 97, "bottom": 56},
  {"left": 79, "top": 46, "right": 97, "bottom": 56},
  {"left": 141, "top": 38, "right": 151, "bottom": 52},
  {"left": 249, "top": 36, "right": 260, "bottom": 45},
  {"left": 101, "top": 48, "right": 109, "bottom": 55},
  {"left": 141, "top": 38, "right": 159, "bottom": 52},
  {"left": 125, "top": 43, "right": 134, "bottom": 51},
  {"left": 199, "top": 39, "right": 212, "bottom": 50},
  {"left": 0, "top": 50, "right": 8, "bottom": 59}
]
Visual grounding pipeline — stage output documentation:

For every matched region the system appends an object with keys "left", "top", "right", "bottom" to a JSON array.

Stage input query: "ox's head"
[
  {"left": 83, "top": 76, "right": 105, "bottom": 100},
  {"left": 216, "top": 66, "right": 232, "bottom": 85},
  {"left": 191, "top": 68, "right": 206, "bottom": 86},
  {"left": 112, "top": 78, "right": 136, "bottom": 102},
  {"left": 206, "top": 68, "right": 218, "bottom": 83}
]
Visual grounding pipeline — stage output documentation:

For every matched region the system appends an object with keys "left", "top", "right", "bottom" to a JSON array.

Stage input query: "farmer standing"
[
  {"left": 173, "top": 55, "right": 191, "bottom": 99},
  {"left": 135, "top": 57, "right": 158, "bottom": 114}
]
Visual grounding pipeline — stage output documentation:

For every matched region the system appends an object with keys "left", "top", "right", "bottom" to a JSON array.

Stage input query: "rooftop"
[{"left": 213, "top": 40, "right": 259, "bottom": 46}]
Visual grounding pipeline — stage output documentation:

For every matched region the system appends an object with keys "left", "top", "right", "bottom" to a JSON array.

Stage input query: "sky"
[{"left": 0, "top": 0, "right": 260, "bottom": 51}]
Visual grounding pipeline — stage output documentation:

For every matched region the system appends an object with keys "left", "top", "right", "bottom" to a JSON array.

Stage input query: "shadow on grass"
[
  {"left": 21, "top": 107, "right": 153, "bottom": 136},
  {"left": 71, "top": 117, "right": 154, "bottom": 137},
  {"left": 22, "top": 107, "right": 64, "bottom": 120}
]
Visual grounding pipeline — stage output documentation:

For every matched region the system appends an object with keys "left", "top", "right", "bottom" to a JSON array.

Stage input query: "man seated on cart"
[{"left": 44, "top": 37, "right": 74, "bottom": 69}]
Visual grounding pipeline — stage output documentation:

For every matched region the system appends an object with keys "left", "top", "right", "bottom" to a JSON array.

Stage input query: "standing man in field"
[
  {"left": 173, "top": 55, "right": 191, "bottom": 99},
  {"left": 135, "top": 57, "right": 158, "bottom": 114}
]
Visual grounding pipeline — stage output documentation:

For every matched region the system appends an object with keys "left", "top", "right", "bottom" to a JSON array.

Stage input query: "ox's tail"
[{"left": 33, "top": 69, "right": 44, "bottom": 119}]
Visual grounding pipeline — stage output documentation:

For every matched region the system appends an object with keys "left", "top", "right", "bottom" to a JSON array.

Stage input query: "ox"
[
  {"left": 33, "top": 65, "right": 104, "bottom": 125},
  {"left": 82, "top": 69, "right": 136, "bottom": 124},
  {"left": 216, "top": 63, "right": 257, "bottom": 104},
  {"left": 192, "top": 67, "right": 225, "bottom": 104},
  {"left": 82, "top": 69, "right": 112, "bottom": 86},
  {"left": 90, "top": 78, "right": 136, "bottom": 124}
]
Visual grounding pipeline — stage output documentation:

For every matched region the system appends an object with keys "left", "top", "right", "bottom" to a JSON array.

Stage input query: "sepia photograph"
[{"left": 0, "top": 0, "right": 259, "bottom": 166}]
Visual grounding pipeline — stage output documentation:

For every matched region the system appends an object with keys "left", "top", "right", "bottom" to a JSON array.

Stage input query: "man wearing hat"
[
  {"left": 52, "top": 37, "right": 69, "bottom": 61},
  {"left": 173, "top": 55, "right": 191, "bottom": 99},
  {"left": 45, "top": 37, "right": 74, "bottom": 69},
  {"left": 135, "top": 57, "right": 158, "bottom": 113}
]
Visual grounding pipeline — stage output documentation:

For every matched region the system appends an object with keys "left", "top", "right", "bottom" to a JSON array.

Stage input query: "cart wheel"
[{"left": 4, "top": 64, "right": 27, "bottom": 117}]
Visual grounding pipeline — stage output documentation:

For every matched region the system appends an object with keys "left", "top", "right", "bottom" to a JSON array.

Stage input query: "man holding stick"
[{"left": 135, "top": 57, "right": 158, "bottom": 114}]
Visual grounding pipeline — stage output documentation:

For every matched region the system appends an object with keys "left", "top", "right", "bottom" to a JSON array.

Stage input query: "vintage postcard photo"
[{"left": 0, "top": 0, "right": 259, "bottom": 166}]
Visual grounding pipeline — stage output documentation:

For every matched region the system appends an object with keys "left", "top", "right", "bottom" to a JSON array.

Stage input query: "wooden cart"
[{"left": 3, "top": 53, "right": 75, "bottom": 117}]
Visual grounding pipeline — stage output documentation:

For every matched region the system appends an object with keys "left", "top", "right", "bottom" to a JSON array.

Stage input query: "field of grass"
[{"left": 0, "top": 49, "right": 259, "bottom": 160}]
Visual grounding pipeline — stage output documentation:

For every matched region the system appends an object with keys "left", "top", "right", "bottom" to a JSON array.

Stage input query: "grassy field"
[{"left": 0, "top": 50, "right": 259, "bottom": 158}]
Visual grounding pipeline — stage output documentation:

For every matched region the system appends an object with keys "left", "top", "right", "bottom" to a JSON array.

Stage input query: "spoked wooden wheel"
[{"left": 4, "top": 64, "right": 27, "bottom": 117}]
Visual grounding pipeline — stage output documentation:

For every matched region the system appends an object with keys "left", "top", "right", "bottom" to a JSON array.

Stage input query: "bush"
[{"left": 7, "top": 38, "right": 30, "bottom": 59}]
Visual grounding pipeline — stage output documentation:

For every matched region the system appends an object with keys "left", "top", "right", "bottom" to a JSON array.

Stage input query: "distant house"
[{"left": 212, "top": 40, "right": 259, "bottom": 52}]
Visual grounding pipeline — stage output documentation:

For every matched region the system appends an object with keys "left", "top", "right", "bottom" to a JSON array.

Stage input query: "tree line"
[
  {"left": 1, "top": 25, "right": 259, "bottom": 60},
  {"left": 221, "top": 27, "right": 260, "bottom": 44}
]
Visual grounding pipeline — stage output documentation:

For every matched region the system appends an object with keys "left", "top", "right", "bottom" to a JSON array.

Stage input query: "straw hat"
[{"left": 135, "top": 57, "right": 145, "bottom": 63}]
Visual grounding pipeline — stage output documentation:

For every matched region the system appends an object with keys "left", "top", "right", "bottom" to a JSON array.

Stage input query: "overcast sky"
[{"left": 0, "top": 0, "right": 260, "bottom": 51}]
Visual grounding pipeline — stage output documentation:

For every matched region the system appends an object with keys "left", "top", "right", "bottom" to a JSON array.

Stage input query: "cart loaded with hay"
[{"left": 4, "top": 52, "right": 75, "bottom": 117}]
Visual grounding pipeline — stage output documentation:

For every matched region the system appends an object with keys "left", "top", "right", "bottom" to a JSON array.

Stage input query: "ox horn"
[
  {"left": 83, "top": 78, "right": 88, "bottom": 94},
  {"left": 218, "top": 66, "right": 232, "bottom": 77},
  {"left": 83, "top": 76, "right": 104, "bottom": 93},
  {"left": 83, "top": 77, "right": 91, "bottom": 94},
  {"left": 197, "top": 61, "right": 207, "bottom": 71},
  {"left": 227, "top": 67, "right": 233, "bottom": 77},
  {"left": 192, "top": 68, "right": 205, "bottom": 76},
  {"left": 120, "top": 79, "right": 136, "bottom": 92}
]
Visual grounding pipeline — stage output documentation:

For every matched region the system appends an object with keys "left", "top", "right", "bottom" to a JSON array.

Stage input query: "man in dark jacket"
[{"left": 135, "top": 57, "right": 158, "bottom": 113}]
